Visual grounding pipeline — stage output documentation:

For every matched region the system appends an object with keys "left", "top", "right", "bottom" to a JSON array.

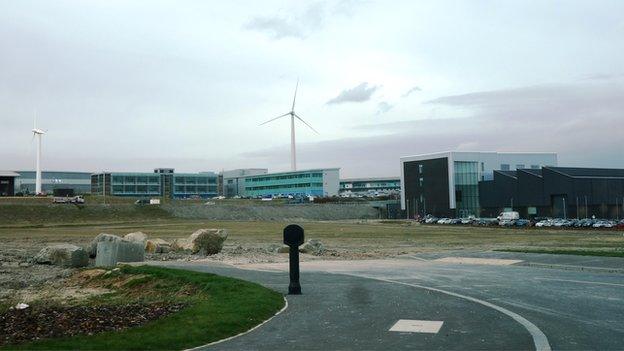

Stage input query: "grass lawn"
[
  {"left": 4, "top": 266, "right": 285, "bottom": 351},
  {"left": 496, "top": 248, "right": 624, "bottom": 258}
]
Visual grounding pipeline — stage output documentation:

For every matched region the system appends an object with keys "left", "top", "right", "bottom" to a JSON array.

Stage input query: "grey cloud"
[
  {"left": 244, "top": 1, "right": 365, "bottom": 40},
  {"left": 246, "top": 80, "right": 624, "bottom": 177},
  {"left": 326, "top": 82, "right": 379, "bottom": 105},
  {"left": 243, "top": 2, "right": 326, "bottom": 40},
  {"left": 402, "top": 86, "right": 421, "bottom": 98},
  {"left": 376, "top": 101, "right": 393, "bottom": 114}
]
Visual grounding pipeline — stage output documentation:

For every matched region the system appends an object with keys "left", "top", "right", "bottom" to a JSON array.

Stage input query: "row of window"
[
  {"left": 174, "top": 185, "right": 217, "bottom": 193},
  {"left": 112, "top": 185, "right": 160, "bottom": 194},
  {"left": 246, "top": 173, "right": 323, "bottom": 183},
  {"left": 108, "top": 175, "right": 217, "bottom": 185},
  {"left": 173, "top": 177, "right": 216, "bottom": 185},
  {"left": 112, "top": 176, "right": 161, "bottom": 184},
  {"left": 246, "top": 182, "right": 324, "bottom": 191}
]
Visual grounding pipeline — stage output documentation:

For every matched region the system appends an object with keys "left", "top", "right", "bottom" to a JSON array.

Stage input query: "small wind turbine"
[
  {"left": 260, "top": 81, "right": 319, "bottom": 171},
  {"left": 32, "top": 116, "right": 46, "bottom": 195}
]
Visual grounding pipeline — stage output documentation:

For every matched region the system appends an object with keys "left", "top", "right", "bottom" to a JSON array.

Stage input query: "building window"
[
  {"left": 418, "top": 164, "right": 423, "bottom": 173},
  {"left": 516, "top": 164, "right": 525, "bottom": 169},
  {"left": 501, "top": 164, "right": 510, "bottom": 171},
  {"left": 419, "top": 177, "right": 423, "bottom": 187},
  {"left": 531, "top": 165, "right": 540, "bottom": 169}
]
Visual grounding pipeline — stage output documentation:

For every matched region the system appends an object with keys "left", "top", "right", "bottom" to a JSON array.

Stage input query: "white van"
[{"left": 497, "top": 211, "right": 520, "bottom": 221}]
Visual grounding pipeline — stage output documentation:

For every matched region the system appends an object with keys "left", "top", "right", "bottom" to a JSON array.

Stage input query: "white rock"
[
  {"left": 188, "top": 229, "right": 228, "bottom": 255},
  {"left": 33, "top": 244, "right": 89, "bottom": 267}
]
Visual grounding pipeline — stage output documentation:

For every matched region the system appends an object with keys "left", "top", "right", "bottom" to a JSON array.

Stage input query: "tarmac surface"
[{"left": 157, "top": 251, "right": 624, "bottom": 351}]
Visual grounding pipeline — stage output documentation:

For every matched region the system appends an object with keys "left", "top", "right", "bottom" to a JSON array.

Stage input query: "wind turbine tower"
[
  {"left": 260, "top": 81, "right": 318, "bottom": 171},
  {"left": 32, "top": 119, "right": 46, "bottom": 195}
]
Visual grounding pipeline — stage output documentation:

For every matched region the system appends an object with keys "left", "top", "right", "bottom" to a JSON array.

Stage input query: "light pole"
[{"left": 102, "top": 172, "right": 106, "bottom": 205}]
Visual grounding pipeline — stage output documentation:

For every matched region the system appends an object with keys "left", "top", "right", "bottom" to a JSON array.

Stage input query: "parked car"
[
  {"left": 497, "top": 211, "right": 520, "bottom": 221},
  {"left": 460, "top": 218, "right": 474, "bottom": 225},
  {"left": 535, "top": 219, "right": 553, "bottom": 227},
  {"left": 499, "top": 219, "right": 516, "bottom": 227},
  {"left": 515, "top": 219, "right": 531, "bottom": 227},
  {"left": 449, "top": 218, "right": 462, "bottom": 225},
  {"left": 53, "top": 195, "right": 85, "bottom": 204},
  {"left": 424, "top": 216, "right": 439, "bottom": 224}
]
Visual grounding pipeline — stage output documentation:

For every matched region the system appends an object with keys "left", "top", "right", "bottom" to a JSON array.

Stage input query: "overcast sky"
[{"left": 1, "top": 0, "right": 623, "bottom": 177}]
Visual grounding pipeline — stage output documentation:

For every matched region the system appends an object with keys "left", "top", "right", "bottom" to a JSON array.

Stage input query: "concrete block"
[{"left": 95, "top": 240, "right": 144, "bottom": 267}]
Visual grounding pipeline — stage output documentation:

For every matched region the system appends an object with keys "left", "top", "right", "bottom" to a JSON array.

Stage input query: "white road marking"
[
  {"left": 534, "top": 277, "right": 624, "bottom": 288},
  {"left": 433, "top": 257, "right": 523, "bottom": 265},
  {"left": 341, "top": 273, "right": 551, "bottom": 351},
  {"left": 389, "top": 319, "right": 443, "bottom": 333}
]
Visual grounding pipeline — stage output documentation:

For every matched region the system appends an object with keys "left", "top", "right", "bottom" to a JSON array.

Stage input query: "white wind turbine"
[
  {"left": 32, "top": 116, "right": 46, "bottom": 195},
  {"left": 260, "top": 81, "right": 319, "bottom": 171}
]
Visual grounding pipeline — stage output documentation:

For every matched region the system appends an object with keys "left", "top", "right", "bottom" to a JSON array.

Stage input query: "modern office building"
[
  {"left": 15, "top": 171, "right": 92, "bottom": 195},
  {"left": 339, "top": 177, "right": 400, "bottom": 196},
  {"left": 0, "top": 171, "right": 20, "bottom": 196},
  {"left": 479, "top": 166, "right": 624, "bottom": 219},
  {"left": 241, "top": 168, "right": 340, "bottom": 198},
  {"left": 220, "top": 168, "right": 269, "bottom": 197},
  {"left": 91, "top": 168, "right": 218, "bottom": 199},
  {"left": 401, "top": 151, "right": 558, "bottom": 218}
]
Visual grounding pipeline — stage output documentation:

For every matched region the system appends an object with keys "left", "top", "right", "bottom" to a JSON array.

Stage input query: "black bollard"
[{"left": 283, "top": 224, "right": 304, "bottom": 295}]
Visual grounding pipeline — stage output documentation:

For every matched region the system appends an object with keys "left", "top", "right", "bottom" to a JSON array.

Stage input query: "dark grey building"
[
  {"left": 0, "top": 171, "right": 19, "bottom": 196},
  {"left": 401, "top": 151, "right": 558, "bottom": 218},
  {"left": 479, "top": 167, "right": 624, "bottom": 219}
]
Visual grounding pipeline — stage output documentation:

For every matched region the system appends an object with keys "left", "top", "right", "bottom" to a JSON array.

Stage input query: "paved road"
[{"left": 158, "top": 251, "right": 624, "bottom": 350}]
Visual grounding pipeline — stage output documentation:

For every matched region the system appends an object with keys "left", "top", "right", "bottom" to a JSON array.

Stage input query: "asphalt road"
[{"left": 159, "top": 251, "right": 624, "bottom": 351}]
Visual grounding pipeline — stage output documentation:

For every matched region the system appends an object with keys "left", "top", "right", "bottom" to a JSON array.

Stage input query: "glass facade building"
[
  {"left": 453, "top": 161, "right": 480, "bottom": 217},
  {"left": 91, "top": 169, "right": 217, "bottom": 199},
  {"left": 241, "top": 168, "right": 340, "bottom": 198},
  {"left": 339, "top": 177, "right": 401, "bottom": 196},
  {"left": 16, "top": 171, "right": 92, "bottom": 195}
]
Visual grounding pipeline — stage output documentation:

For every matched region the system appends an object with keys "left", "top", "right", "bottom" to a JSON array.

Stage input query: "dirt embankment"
[
  {"left": 0, "top": 203, "right": 380, "bottom": 226},
  {"left": 163, "top": 203, "right": 380, "bottom": 221}
]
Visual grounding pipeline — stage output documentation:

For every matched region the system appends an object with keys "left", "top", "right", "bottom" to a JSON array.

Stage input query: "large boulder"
[
  {"left": 188, "top": 229, "right": 228, "bottom": 255},
  {"left": 299, "top": 239, "right": 325, "bottom": 255},
  {"left": 95, "top": 240, "right": 144, "bottom": 268},
  {"left": 171, "top": 238, "right": 192, "bottom": 252},
  {"left": 34, "top": 244, "right": 89, "bottom": 268},
  {"left": 124, "top": 232, "right": 148, "bottom": 248},
  {"left": 88, "top": 233, "right": 122, "bottom": 258},
  {"left": 145, "top": 239, "right": 171, "bottom": 254}
]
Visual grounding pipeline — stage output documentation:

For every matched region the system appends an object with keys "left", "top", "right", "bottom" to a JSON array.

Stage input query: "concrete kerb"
[{"left": 183, "top": 296, "right": 289, "bottom": 351}]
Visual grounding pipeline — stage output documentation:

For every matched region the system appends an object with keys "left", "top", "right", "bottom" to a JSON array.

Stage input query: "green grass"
[
  {"left": 496, "top": 248, "right": 624, "bottom": 258},
  {"left": 4, "top": 266, "right": 285, "bottom": 351}
]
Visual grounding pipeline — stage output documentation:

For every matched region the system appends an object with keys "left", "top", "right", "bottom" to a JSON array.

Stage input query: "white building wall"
[{"left": 322, "top": 169, "right": 340, "bottom": 196}]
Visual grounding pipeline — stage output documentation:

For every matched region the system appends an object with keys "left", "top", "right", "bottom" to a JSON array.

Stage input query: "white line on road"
[
  {"left": 534, "top": 277, "right": 624, "bottom": 287},
  {"left": 341, "top": 273, "right": 552, "bottom": 351}
]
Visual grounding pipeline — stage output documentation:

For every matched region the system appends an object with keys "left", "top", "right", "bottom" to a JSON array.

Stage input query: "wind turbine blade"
[
  {"left": 259, "top": 112, "right": 290, "bottom": 126},
  {"left": 291, "top": 79, "right": 299, "bottom": 112},
  {"left": 294, "top": 113, "right": 319, "bottom": 134}
]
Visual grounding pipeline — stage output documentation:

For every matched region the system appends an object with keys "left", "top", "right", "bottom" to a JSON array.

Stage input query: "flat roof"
[
  {"left": 400, "top": 151, "right": 557, "bottom": 160},
  {"left": 238, "top": 168, "right": 340, "bottom": 178},
  {"left": 0, "top": 171, "right": 20, "bottom": 177},
  {"left": 340, "top": 177, "right": 400, "bottom": 182}
]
